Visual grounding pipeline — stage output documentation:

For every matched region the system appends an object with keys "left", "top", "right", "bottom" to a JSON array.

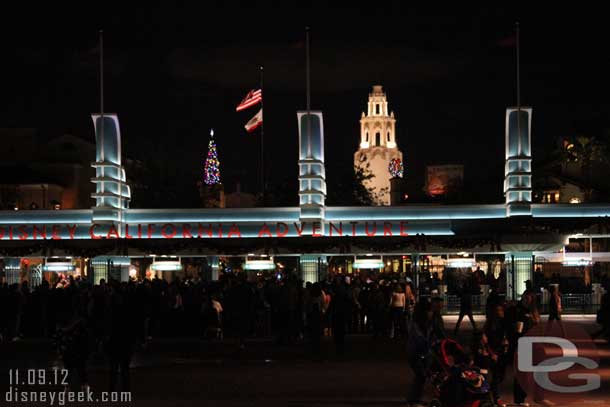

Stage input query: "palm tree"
[
  {"left": 559, "top": 135, "right": 607, "bottom": 177},
  {"left": 549, "top": 134, "right": 609, "bottom": 201}
]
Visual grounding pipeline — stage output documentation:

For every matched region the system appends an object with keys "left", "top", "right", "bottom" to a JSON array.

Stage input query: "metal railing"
[
  {"left": 443, "top": 294, "right": 485, "bottom": 314},
  {"left": 560, "top": 293, "right": 598, "bottom": 314}
]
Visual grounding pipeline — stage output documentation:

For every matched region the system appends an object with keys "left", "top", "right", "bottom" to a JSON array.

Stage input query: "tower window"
[
  {"left": 375, "top": 104, "right": 380, "bottom": 115},
  {"left": 375, "top": 132, "right": 381, "bottom": 146},
  {"left": 365, "top": 132, "right": 369, "bottom": 142},
  {"left": 387, "top": 132, "right": 391, "bottom": 142}
]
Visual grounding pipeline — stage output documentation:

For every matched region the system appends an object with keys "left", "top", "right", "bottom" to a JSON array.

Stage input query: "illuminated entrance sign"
[
  {"left": 353, "top": 258, "right": 384, "bottom": 269},
  {"left": 151, "top": 260, "right": 182, "bottom": 271},
  {"left": 42, "top": 262, "right": 75, "bottom": 272},
  {"left": 244, "top": 258, "right": 276, "bottom": 270},
  {"left": 0, "top": 220, "right": 453, "bottom": 240}
]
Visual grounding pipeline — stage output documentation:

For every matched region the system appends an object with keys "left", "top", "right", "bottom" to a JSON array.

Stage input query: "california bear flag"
[{"left": 244, "top": 108, "right": 263, "bottom": 133}]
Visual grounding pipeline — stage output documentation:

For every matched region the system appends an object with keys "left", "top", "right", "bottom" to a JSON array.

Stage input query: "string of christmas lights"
[{"left": 388, "top": 158, "right": 404, "bottom": 178}]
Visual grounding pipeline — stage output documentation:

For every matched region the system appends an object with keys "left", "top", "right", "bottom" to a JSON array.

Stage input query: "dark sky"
[{"left": 1, "top": 3, "right": 609, "bottom": 206}]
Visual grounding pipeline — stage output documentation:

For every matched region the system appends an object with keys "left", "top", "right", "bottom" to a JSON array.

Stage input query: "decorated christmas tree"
[{"left": 204, "top": 129, "right": 221, "bottom": 185}]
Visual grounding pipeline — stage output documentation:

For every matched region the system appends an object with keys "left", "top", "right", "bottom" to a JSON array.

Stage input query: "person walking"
[
  {"left": 507, "top": 292, "right": 537, "bottom": 406},
  {"left": 390, "top": 284, "right": 406, "bottom": 339},
  {"left": 8, "top": 284, "right": 24, "bottom": 341},
  {"left": 202, "top": 293, "right": 223, "bottom": 340},
  {"left": 454, "top": 278, "right": 477, "bottom": 334},
  {"left": 406, "top": 299, "right": 435, "bottom": 406},
  {"left": 105, "top": 284, "right": 136, "bottom": 392},
  {"left": 305, "top": 282, "right": 324, "bottom": 357},
  {"left": 430, "top": 296, "right": 446, "bottom": 340},
  {"left": 479, "top": 303, "right": 509, "bottom": 406},
  {"left": 232, "top": 274, "right": 255, "bottom": 349},
  {"left": 545, "top": 285, "right": 565, "bottom": 337},
  {"left": 350, "top": 279, "right": 362, "bottom": 333},
  {"left": 405, "top": 282, "right": 416, "bottom": 330},
  {"left": 594, "top": 287, "right": 610, "bottom": 341},
  {"left": 329, "top": 276, "right": 350, "bottom": 357},
  {"left": 321, "top": 286, "right": 332, "bottom": 337},
  {"left": 485, "top": 285, "right": 501, "bottom": 320},
  {"left": 56, "top": 311, "right": 90, "bottom": 391},
  {"left": 368, "top": 283, "right": 387, "bottom": 340}
]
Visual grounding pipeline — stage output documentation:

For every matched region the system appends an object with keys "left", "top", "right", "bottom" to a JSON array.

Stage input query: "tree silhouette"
[{"left": 326, "top": 158, "right": 377, "bottom": 206}]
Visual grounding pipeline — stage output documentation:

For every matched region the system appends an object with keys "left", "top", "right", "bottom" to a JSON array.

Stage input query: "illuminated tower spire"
[{"left": 354, "top": 85, "right": 403, "bottom": 205}]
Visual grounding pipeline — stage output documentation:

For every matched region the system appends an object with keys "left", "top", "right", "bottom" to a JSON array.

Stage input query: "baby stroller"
[{"left": 427, "top": 339, "right": 494, "bottom": 407}]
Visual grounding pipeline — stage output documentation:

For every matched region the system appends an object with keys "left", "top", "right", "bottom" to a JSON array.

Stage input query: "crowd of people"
[
  {"left": 0, "top": 272, "right": 422, "bottom": 348},
  {"left": 406, "top": 279, "right": 610, "bottom": 406},
  {"left": 0, "top": 271, "right": 609, "bottom": 405}
]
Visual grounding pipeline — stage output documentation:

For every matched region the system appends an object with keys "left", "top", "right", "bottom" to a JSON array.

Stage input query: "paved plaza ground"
[{"left": 1, "top": 316, "right": 608, "bottom": 406}]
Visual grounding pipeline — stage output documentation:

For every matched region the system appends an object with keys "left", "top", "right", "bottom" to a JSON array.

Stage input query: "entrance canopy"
[{"left": 0, "top": 204, "right": 609, "bottom": 257}]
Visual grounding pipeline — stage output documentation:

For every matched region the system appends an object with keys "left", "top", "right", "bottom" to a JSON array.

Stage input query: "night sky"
[{"left": 1, "top": 4, "right": 609, "bottom": 207}]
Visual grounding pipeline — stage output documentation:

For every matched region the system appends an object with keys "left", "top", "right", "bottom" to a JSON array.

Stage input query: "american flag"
[{"left": 236, "top": 89, "right": 262, "bottom": 112}]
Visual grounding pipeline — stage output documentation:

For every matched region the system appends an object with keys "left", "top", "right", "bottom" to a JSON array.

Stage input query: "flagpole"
[
  {"left": 99, "top": 29, "right": 122, "bottom": 237},
  {"left": 99, "top": 29, "right": 104, "bottom": 171},
  {"left": 305, "top": 26, "right": 311, "bottom": 158},
  {"left": 516, "top": 22, "right": 521, "bottom": 150},
  {"left": 100, "top": 29, "right": 104, "bottom": 141},
  {"left": 99, "top": 30, "right": 122, "bottom": 237},
  {"left": 260, "top": 65, "right": 265, "bottom": 197}
]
